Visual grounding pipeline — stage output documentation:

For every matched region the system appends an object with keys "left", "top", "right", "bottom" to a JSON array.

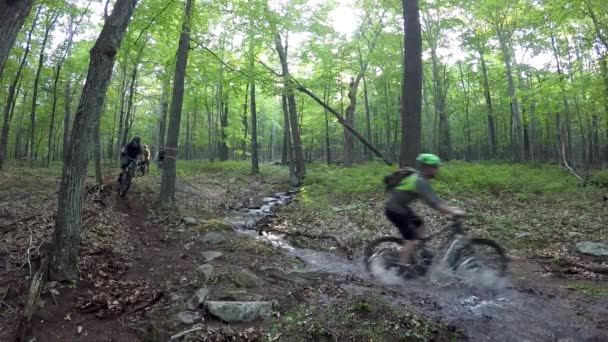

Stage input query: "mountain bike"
[
  {"left": 364, "top": 217, "right": 508, "bottom": 280},
  {"left": 117, "top": 158, "right": 139, "bottom": 197}
]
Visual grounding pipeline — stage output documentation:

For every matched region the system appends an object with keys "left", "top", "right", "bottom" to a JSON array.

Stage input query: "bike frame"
[{"left": 419, "top": 219, "right": 471, "bottom": 267}]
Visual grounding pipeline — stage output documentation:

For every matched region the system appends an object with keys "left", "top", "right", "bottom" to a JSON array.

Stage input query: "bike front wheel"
[
  {"left": 364, "top": 236, "right": 403, "bottom": 275},
  {"left": 118, "top": 170, "right": 133, "bottom": 197},
  {"left": 450, "top": 238, "right": 508, "bottom": 278}
]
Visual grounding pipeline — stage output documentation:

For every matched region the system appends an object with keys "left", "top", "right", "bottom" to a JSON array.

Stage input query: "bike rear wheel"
[
  {"left": 118, "top": 169, "right": 133, "bottom": 197},
  {"left": 450, "top": 238, "right": 508, "bottom": 277}
]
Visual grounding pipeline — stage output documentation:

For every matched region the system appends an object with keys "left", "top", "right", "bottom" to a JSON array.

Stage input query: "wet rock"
[
  {"left": 575, "top": 241, "right": 608, "bottom": 257},
  {"left": 286, "top": 268, "right": 324, "bottom": 281},
  {"left": 182, "top": 217, "right": 198, "bottom": 226},
  {"left": 202, "top": 232, "right": 226, "bottom": 244},
  {"left": 177, "top": 311, "right": 201, "bottom": 324},
  {"left": 234, "top": 269, "right": 263, "bottom": 288},
  {"left": 262, "top": 197, "right": 276, "bottom": 203},
  {"left": 460, "top": 296, "right": 480, "bottom": 307},
  {"left": 186, "top": 288, "right": 209, "bottom": 310},
  {"left": 201, "top": 251, "right": 223, "bottom": 262},
  {"left": 206, "top": 301, "right": 273, "bottom": 323},
  {"left": 197, "top": 264, "right": 215, "bottom": 278}
]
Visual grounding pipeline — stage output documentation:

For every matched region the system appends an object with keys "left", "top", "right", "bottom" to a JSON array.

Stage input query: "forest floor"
[{"left": 0, "top": 161, "right": 607, "bottom": 341}]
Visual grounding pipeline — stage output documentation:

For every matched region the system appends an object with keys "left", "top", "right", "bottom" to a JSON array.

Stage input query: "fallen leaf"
[
  {"left": 64, "top": 313, "right": 71, "bottom": 321},
  {"left": 77, "top": 326, "right": 83, "bottom": 334}
]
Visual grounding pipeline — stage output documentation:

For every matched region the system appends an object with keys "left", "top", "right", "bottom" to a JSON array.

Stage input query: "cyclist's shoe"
[{"left": 117, "top": 173, "right": 123, "bottom": 182}]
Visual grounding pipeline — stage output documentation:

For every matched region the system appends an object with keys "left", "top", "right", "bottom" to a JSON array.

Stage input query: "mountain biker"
[
  {"left": 142, "top": 144, "right": 151, "bottom": 173},
  {"left": 384, "top": 153, "right": 466, "bottom": 270},
  {"left": 118, "top": 136, "right": 143, "bottom": 182}
]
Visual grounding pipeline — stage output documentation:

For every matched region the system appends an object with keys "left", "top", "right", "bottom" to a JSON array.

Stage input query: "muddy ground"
[{"left": 0, "top": 165, "right": 607, "bottom": 341}]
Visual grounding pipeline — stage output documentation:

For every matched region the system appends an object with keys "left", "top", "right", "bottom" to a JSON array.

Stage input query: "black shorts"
[{"left": 385, "top": 208, "right": 423, "bottom": 240}]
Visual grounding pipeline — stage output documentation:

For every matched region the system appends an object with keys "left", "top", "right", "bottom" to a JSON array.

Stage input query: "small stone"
[
  {"left": 197, "top": 264, "right": 215, "bottom": 278},
  {"left": 177, "top": 311, "right": 201, "bottom": 324},
  {"left": 201, "top": 251, "right": 223, "bottom": 262},
  {"left": 202, "top": 232, "right": 226, "bottom": 244},
  {"left": 575, "top": 241, "right": 608, "bottom": 257},
  {"left": 50, "top": 289, "right": 60, "bottom": 296},
  {"left": 77, "top": 326, "right": 83, "bottom": 334},
  {"left": 182, "top": 217, "right": 198, "bottom": 226},
  {"left": 47, "top": 281, "right": 57, "bottom": 289},
  {"left": 184, "top": 241, "right": 195, "bottom": 250}
]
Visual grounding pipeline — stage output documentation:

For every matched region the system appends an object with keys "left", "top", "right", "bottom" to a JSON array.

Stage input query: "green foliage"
[{"left": 589, "top": 170, "right": 608, "bottom": 188}]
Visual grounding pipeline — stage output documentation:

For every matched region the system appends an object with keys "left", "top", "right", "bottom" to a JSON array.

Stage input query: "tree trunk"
[
  {"left": 430, "top": 47, "right": 450, "bottom": 160},
  {"left": 399, "top": 0, "right": 422, "bottom": 167},
  {"left": 0, "top": 7, "right": 38, "bottom": 169},
  {"left": 219, "top": 97, "right": 229, "bottom": 161},
  {"left": 281, "top": 93, "right": 296, "bottom": 184},
  {"left": 50, "top": 0, "right": 137, "bottom": 281},
  {"left": 159, "top": 0, "right": 192, "bottom": 209},
  {"left": 324, "top": 83, "right": 331, "bottom": 164},
  {"left": 29, "top": 12, "right": 58, "bottom": 161},
  {"left": 0, "top": 0, "right": 35, "bottom": 76},
  {"left": 479, "top": 51, "right": 497, "bottom": 156},
  {"left": 362, "top": 75, "right": 372, "bottom": 161},
  {"left": 115, "top": 62, "right": 127, "bottom": 158},
  {"left": 122, "top": 65, "right": 138, "bottom": 146},
  {"left": 496, "top": 26, "right": 524, "bottom": 161},
  {"left": 158, "top": 76, "right": 169, "bottom": 154},
  {"left": 274, "top": 33, "right": 305, "bottom": 183}
]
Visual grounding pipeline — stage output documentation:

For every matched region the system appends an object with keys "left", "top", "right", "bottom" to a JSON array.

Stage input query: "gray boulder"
[
  {"left": 575, "top": 241, "right": 608, "bottom": 257},
  {"left": 201, "top": 251, "right": 223, "bottom": 262},
  {"left": 206, "top": 301, "right": 273, "bottom": 322}
]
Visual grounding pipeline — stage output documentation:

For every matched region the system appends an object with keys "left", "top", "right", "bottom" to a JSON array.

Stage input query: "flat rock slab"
[
  {"left": 201, "top": 251, "right": 223, "bottom": 262},
  {"left": 576, "top": 241, "right": 608, "bottom": 257},
  {"left": 206, "top": 301, "right": 273, "bottom": 323}
]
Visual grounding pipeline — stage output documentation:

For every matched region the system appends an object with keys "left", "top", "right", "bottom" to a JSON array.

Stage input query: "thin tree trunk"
[
  {"left": 115, "top": 61, "right": 127, "bottom": 158},
  {"left": 0, "top": 0, "right": 35, "bottom": 76},
  {"left": 324, "top": 83, "right": 331, "bottom": 164},
  {"left": 479, "top": 51, "right": 497, "bottom": 156},
  {"left": 29, "top": 12, "right": 58, "bottom": 161},
  {"left": 50, "top": 0, "right": 138, "bottom": 281},
  {"left": 122, "top": 65, "right": 138, "bottom": 145},
  {"left": 281, "top": 93, "right": 296, "bottom": 184},
  {"left": 496, "top": 25, "right": 524, "bottom": 161},
  {"left": 0, "top": 7, "right": 39, "bottom": 169},
  {"left": 399, "top": 0, "right": 422, "bottom": 167},
  {"left": 274, "top": 33, "right": 305, "bottom": 183},
  {"left": 362, "top": 75, "right": 372, "bottom": 161},
  {"left": 159, "top": 0, "right": 192, "bottom": 209},
  {"left": 158, "top": 76, "right": 169, "bottom": 152}
]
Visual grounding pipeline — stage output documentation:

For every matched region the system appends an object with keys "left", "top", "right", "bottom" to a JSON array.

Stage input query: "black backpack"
[{"left": 384, "top": 167, "right": 416, "bottom": 190}]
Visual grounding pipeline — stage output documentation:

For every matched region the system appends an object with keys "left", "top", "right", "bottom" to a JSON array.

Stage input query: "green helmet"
[{"left": 416, "top": 153, "right": 441, "bottom": 167}]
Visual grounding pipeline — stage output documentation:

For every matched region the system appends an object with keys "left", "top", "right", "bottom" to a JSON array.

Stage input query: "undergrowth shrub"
[{"left": 589, "top": 170, "right": 608, "bottom": 187}]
